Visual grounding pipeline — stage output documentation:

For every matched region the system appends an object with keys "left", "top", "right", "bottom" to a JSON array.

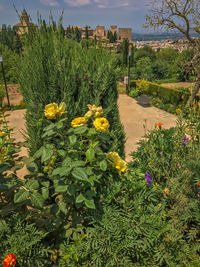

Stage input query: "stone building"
[
  {"left": 118, "top": 28, "right": 132, "bottom": 41},
  {"left": 14, "top": 9, "right": 38, "bottom": 35},
  {"left": 110, "top": 25, "right": 117, "bottom": 34},
  {"left": 94, "top": 26, "right": 105, "bottom": 38}
]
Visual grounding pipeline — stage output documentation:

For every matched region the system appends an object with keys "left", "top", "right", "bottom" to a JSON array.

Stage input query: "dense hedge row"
[{"left": 130, "top": 79, "right": 191, "bottom": 105}]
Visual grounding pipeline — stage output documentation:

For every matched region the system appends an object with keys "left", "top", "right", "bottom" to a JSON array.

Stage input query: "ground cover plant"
[{"left": 1, "top": 98, "right": 200, "bottom": 266}]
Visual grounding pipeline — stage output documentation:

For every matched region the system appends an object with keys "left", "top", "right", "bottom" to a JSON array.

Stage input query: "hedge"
[{"left": 130, "top": 79, "right": 191, "bottom": 105}]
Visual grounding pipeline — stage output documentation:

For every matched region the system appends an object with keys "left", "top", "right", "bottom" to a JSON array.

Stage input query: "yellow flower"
[
  {"left": 57, "top": 102, "right": 66, "bottom": 117},
  {"left": 107, "top": 152, "right": 127, "bottom": 174},
  {"left": 44, "top": 103, "right": 59, "bottom": 119},
  {"left": 71, "top": 117, "right": 88, "bottom": 128},
  {"left": 0, "top": 131, "right": 6, "bottom": 137},
  {"left": 176, "top": 108, "right": 182, "bottom": 114},
  {"left": 84, "top": 110, "right": 93, "bottom": 119},
  {"left": 44, "top": 102, "right": 66, "bottom": 119},
  {"left": 94, "top": 117, "right": 109, "bottom": 132},
  {"left": 95, "top": 107, "right": 103, "bottom": 117},
  {"left": 87, "top": 104, "right": 103, "bottom": 117}
]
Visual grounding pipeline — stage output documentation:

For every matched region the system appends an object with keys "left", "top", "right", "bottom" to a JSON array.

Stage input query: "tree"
[
  {"left": 122, "top": 38, "right": 129, "bottom": 66},
  {"left": 145, "top": 0, "right": 200, "bottom": 103},
  {"left": 113, "top": 32, "right": 117, "bottom": 43}
]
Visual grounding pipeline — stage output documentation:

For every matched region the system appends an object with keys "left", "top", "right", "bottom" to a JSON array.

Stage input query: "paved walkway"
[
  {"left": 6, "top": 94, "right": 177, "bottom": 175},
  {"left": 117, "top": 94, "right": 177, "bottom": 161}
]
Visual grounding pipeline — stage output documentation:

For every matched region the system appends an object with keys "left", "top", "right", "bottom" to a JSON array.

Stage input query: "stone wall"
[
  {"left": 95, "top": 26, "right": 105, "bottom": 37},
  {"left": 118, "top": 28, "right": 132, "bottom": 41}
]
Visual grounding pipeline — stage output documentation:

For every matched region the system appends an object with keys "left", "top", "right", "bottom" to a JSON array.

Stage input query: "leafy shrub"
[
  {"left": 11, "top": 103, "right": 126, "bottom": 247},
  {"left": 130, "top": 80, "right": 190, "bottom": 105},
  {"left": 19, "top": 21, "right": 125, "bottom": 157},
  {"left": 0, "top": 43, "right": 19, "bottom": 84}
]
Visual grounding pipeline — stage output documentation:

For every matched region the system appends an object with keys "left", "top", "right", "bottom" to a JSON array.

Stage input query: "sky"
[{"left": 0, "top": 0, "right": 151, "bottom": 33}]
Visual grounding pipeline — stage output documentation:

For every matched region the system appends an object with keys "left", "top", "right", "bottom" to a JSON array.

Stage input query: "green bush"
[
  {"left": 130, "top": 79, "right": 190, "bottom": 105},
  {"left": 0, "top": 84, "right": 5, "bottom": 107},
  {"left": 0, "top": 43, "right": 19, "bottom": 84},
  {"left": 19, "top": 22, "right": 125, "bottom": 157}
]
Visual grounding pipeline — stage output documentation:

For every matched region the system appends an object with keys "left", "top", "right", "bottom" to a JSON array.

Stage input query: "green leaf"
[
  {"left": 14, "top": 189, "right": 29, "bottom": 203},
  {"left": 84, "top": 198, "right": 95, "bottom": 209},
  {"left": 87, "top": 128, "right": 97, "bottom": 136},
  {"left": 59, "top": 202, "right": 68, "bottom": 215},
  {"left": 58, "top": 150, "right": 66, "bottom": 157},
  {"left": 25, "top": 180, "right": 39, "bottom": 191},
  {"left": 41, "top": 181, "right": 50, "bottom": 188},
  {"left": 135, "top": 169, "right": 142, "bottom": 176},
  {"left": 41, "top": 148, "right": 54, "bottom": 163},
  {"left": 76, "top": 193, "right": 85, "bottom": 203},
  {"left": 55, "top": 185, "right": 68, "bottom": 193},
  {"left": 62, "top": 157, "right": 72, "bottom": 167},
  {"left": 86, "top": 148, "right": 95, "bottom": 162},
  {"left": 43, "top": 123, "right": 55, "bottom": 132},
  {"left": 52, "top": 167, "right": 71, "bottom": 177},
  {"left": 67, "top": 184, "right": 76, "bottom": 196},
  {"left": 56, "top": 121, "right": 63, "bottom": 129},
  {"left": 65, "top": 228, "right": 73, "bottom": 238},
  {"left": 42, "top": 187, "right": 49, "bottom": 200},
  {"left": 71, "top": 161, "right": 85, "bottom": 168},
  {"left": 33, "top": 147, "right": 44, "bottom": 159},
  {"left": 26, "top": 162, "right": 38, "bottom": 173},
  {"left": 74, "top": 126, "right": 88, "bottom": 135},
  {"left": 100, "top": 160, "right": 107, "bottom": 171},
  {"left": 72, "top": 168, "right": 90, "bottom": 183},
  {"left": 69, "top": 135, "right": 77, "bottom": 146},
  {"left": 30, "top": 192, "right": 45, "bottom": 208},
  {"left": 42, "top": 129, "right": 55, "bottom": 138}
]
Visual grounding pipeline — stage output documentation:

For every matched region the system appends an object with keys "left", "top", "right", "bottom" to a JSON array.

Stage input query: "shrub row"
[{"left": 130, "top": 79, "right": 191, "bottom": 105}]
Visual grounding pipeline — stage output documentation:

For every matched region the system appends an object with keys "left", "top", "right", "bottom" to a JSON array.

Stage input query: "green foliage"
[
  {"left": 0, "top": 214, "right": 51, "bottom": 266},
  {"left": 19, "top": 21, "right": 125, "bottom": 157},
  {"left": 130, "top": 80, "right": 190, "bottom": 106},
  {"left": 134, "top": 45, "right": 156, "bottom": 61},
  {"left": 0, "top": 43, "right": 19, "bottom": 84},
  {"left": 12, "top": 110, "right": 125, "bottom": 244},
  {"left": 0, "top": 84, "right": 5, "bottom": 107},
  {"left": 0, "top": 24, "right": 16, "bottom": 50},
  {"left": 122, "top": 38, "right": 129, "bottom": 66}
]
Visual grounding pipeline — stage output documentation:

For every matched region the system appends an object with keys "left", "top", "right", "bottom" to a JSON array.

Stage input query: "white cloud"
[
  {"left": 63, "top": 0, "right": 90, "bottom": 7},
  {"left": 94, "top": 0, "right": 148, "bottom": 9},
  {"left": 40, "top": 0, "right": 59, "bottom": 7}
]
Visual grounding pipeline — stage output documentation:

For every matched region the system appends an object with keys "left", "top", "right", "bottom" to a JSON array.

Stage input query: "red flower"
[
  {"left": 198, "top": 182, "right": 200, "bottom": 187},
  {"left": 2, "top": 253, "right": 16, "bottom": 267},
  {"left": 155, "top": 122, "right": 163, "bottom": 128}
]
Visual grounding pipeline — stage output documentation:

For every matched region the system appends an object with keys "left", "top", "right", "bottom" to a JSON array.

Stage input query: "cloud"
[
  {"left": 40, "top": 0, "right": 59, "bottom": 7},
  {"left": 0, "top": 4, "right": 4, "bottom": 11},
  {"left": 94, "top": 0, "right": 148, "bottom": 9},
  {"left": 63, "top": 0, "right": 90, "bottom": 7}
]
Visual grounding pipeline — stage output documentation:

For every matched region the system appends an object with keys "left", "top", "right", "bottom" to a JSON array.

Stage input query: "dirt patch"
[{"left": 3, "top": 84, "right": 23, "bottom": 105}]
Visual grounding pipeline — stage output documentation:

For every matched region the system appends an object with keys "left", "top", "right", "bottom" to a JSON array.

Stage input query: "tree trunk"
[{"left": 187, "top": 69, "right": 200, "bottom": 105}]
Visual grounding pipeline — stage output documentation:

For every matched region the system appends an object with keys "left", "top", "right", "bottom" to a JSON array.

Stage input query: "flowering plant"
[
  {"left": 2, "top": 253, "right": 16, "bottom": 267},
  {"left": 13, "top": 103, "right": 126, "bottom": 239}
]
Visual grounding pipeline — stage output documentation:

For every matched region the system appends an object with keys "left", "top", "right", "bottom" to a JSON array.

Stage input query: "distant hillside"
[{"left": 132, "top": 32, "right": 198, "bottom": 41}]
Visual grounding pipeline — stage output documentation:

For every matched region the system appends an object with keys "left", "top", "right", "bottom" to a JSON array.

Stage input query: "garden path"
[{"left": 6, "top": 93, "right": 177, "bottom": 177}]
